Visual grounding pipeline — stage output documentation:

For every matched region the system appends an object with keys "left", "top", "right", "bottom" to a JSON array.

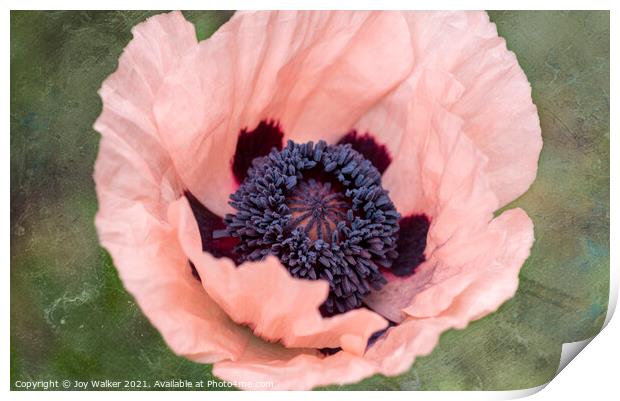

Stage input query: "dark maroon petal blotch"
[
  {"left": 391, "top": 214, "right": 430, "bottom": 277},
  {"left": 337, "top": 131, "right": 392, "bottom": 174},
  {"left": 232, "top": 120, "right": 284, "bottom": 184}
]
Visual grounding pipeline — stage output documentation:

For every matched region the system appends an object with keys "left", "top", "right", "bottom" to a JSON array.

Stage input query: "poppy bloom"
[{"left": 94, "top": 11, "right": 542, "bottom": 390}]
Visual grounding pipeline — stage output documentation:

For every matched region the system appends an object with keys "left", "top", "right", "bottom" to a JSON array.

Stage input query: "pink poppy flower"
[{"left": 94, "top": 11, "right": 542, "bottom": 390}]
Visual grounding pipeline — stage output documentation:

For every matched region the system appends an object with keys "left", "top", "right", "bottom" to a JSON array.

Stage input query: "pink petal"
[
  {"left": 364, "top": 317, "right": 451, "bottom": 376},
  {"left": 384, "top": 68, "right": 500, "bottom": 248},
  {"left": 94, "top": 12, "right": 254, "bottom": 363},
  {"left": 169, "top": 196, "right": 388, "bottom": 355},
  {"left": 94, "top": 10, "right": 196, "bottom": 218},
  {"left": 356, "top": 11, "right": 541, "bottom": 208},
  {"left": 366, "top": 208, "right": 534, "bottom": 376},
  {"left": 379, "top": 68, "right": 471, "bottom": 218},
  {"left": 364, "top": 108, "right": 498, "bottom": 322},
  {"left": 358, "top": 13, "right": 538, "bottom": 374},
  {"left": 97, "top": 204, "right": 252, "bottom": 362},
  {"left": 363, "top": 263, "right": 435, "bottom": 323},
  {"left": 214, "top": 350, "right": 378, "bottom": 390},
  {"left": 270, "top": 12, "right": 414, "bottom": 142},
  {"left": 365, "top": 68, "right": 517, "bottom": 322},
  {"left": 403, "top": 208, "right": 533, "bottom": 319},
  {"left": 404, "top": 11, "right": 542, "bottom": 207},
  {"left": 152, "top": 11, "right": 414, "bottom": 217}
]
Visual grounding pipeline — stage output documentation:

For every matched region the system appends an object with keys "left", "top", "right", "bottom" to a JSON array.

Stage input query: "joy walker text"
[{"left": 73, "top": 380, "right": 152, "bottom": 389}]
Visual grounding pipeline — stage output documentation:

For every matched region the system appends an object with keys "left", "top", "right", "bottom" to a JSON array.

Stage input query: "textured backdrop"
[{"left": 10, "top": 11, "right": 609, "bottom": 390}]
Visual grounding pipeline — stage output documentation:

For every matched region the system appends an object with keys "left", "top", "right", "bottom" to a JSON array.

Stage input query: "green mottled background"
[{"left": 10, "top": 11, "right": 609, "bottom": 390}]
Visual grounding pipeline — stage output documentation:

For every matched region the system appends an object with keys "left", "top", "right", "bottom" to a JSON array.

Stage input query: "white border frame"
[{"left": 4, "top": 2, "right": 616, "bottom": 399}]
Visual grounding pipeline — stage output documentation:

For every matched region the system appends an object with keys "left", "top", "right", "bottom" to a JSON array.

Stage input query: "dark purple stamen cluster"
[{"left": 217, "top": 140, "right": 401, "bottom": 314}]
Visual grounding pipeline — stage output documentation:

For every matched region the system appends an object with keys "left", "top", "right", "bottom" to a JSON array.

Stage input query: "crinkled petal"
[
  {"left": 93, "top": 11, "right": 255, "bottom": 363},
  {"left": 153, "top": 11, "right": 414, "bottom": 217},
  {"left": 94, "top": 11, "right": 196, "bottom": 218},
  {"left": 363, "top": 262, "right": 434, "bottom": 324},
  {"left": 403, "top": 11, "right": 542, "bottom": 207},
  {"left": 360, "top": 13, "right": 538, "bottom": 372},
  {"left": 365, "top": 67, "right": 518, "bottom": 322},
  {"left": 364, "top": 110, "right": 500, "bottom": 322},
  {"left": 364, "top": 316, "right": 451, "bottom": 376},
  {"left": 366, "top": 208, "right": 534, "bottom": 376},
  {"left": 358, "top": 11, "right": 541, "bottom": 207},
  {"left": 383, "top": 68, "right": 500, "bottom": 252},
  {"left": 403, "top": 208, "right": 533, "bottom": 319},
  {"left": 169, "top": 196, "right": 388, "bottom": 355},
  {"left": 97, "top": 203, "right": 253, "bottom": 362},
  {"left": 379, "top": 68, "right": 471, "bottom": 218},
  {"left": 214, "top": 350, "right": 378, "bottom": 391},
  {"left": 351, "top": 66, "right": 465, "bottom": 163}
]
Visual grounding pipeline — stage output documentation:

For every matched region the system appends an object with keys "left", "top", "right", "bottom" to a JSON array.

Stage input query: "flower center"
[
  {"left": 287, "top": 180, "right": 349, "bottom": 241},
  {"left": 220, "top": 140, "right": 400, "bottom": 315}
]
